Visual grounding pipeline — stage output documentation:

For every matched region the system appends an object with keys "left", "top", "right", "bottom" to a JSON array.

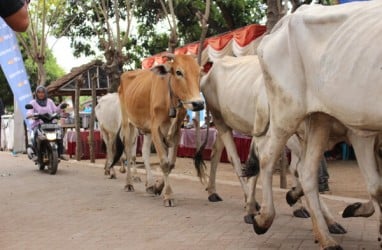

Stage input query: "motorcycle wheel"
[{"left": 47, "top": 148, "right": 59, "bottom": 175}]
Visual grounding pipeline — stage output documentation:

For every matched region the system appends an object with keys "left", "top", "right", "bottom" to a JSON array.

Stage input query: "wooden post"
[
  {"left": 89, "top": 73, "right": 97, "bottom": 163},
  {"left": 75, "top": 76, "right": 83, "bottom": 161}
]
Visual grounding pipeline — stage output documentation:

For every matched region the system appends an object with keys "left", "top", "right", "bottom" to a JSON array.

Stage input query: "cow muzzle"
[
  {"left": 181, "top": 99, "right": 204, "bottom": 111},
  {"left": 191, "top": 100, "right": 204, "bottom": 111}
]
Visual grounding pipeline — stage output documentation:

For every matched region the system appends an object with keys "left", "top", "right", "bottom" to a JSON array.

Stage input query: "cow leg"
[
  {"left": 343, "top": 200, "right": 375, "bottom": 218},
  {"left": 141, "top": 134, "right": 157, "bottom": 194},
  {"left": 287, "top": 134, "right": 347, "bottom": 231},
  {"left": 165, "top": 118, "right": 178, "bottom": 148},
  {"left": 100, "top": 126, "right": 111, "bottom": 176},
  {"left": 286, "top": 145, "right": 310, "bottom": 218},
  {"left": 220, "top": 130, "right": 249, "bottom": 201},
  {"left": 130, "top": 131, "right": 141, "bottom": 182},
  {"left": 207, "top": 134, "right": 225, "bottom": 202},
  {"left": 298, "top": 114, "right": 340, "bottom": 249},
  {"left": 243, "top": 138, "right": 261, "bottom": 224},
  {"left": 347, "top": 133, "right": 382, "bottom": 242},
  {"left": 152, "top": 126, "right": 174, "bottom": 206},
  {"left": 119, "top": 152, "right": 127, "bottom": 174},
  {"left": 123, "top": 124, "right": 136, "bottom": 192},
  {"left": 160, "top": 145, "right": 178, "bottom": 206},
  {"left": 105, "top": 130, "right": 117, "bottom": 179},
  {"left": 252, "top": 125, "right": 290, "bottom": 234}
]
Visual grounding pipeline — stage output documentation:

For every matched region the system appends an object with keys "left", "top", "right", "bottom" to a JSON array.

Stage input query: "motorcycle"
[{"left": 25, "top": 103, "right": 67, "bottom": 175}]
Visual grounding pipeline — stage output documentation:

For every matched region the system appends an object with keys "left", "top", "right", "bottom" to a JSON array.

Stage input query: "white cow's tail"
[
  {"left": 241, "top": 139, "right": 260, "bottom": 177},
  {"left": 193, "top": 107, "right": 210, "bottom": 184},
  {"left": 109, "top": 127, "right": 125, "bottom": 169}
]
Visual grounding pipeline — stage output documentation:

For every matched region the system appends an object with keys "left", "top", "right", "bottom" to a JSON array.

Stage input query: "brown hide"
[
  {"left": 118, "top": 55, "right": 203, "bottom": 135},
  {"left": 117, "top": 54, "right": 204, "bottom": 204}
]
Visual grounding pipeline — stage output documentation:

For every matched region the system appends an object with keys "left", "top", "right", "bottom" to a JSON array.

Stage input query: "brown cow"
[{"left": 110, "top": 54, "right": 205, "bottom": 207}]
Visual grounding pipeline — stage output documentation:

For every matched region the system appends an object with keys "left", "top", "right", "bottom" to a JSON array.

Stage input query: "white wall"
[{"left": 1, "top": 114, "right": 14, "bottom": 150}]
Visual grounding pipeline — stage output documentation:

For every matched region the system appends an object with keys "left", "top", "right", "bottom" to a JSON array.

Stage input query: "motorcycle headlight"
[{"left": 46, "top": 132, "right": 57, "bottom": 140}]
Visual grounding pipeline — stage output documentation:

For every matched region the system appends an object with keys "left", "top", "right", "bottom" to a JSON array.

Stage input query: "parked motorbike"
[{"left": 25, "top": 103, "right": 67, "bottom": 175}]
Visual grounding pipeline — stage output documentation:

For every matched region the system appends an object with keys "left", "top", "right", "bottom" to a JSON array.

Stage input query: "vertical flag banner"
[{"left": 0, "top": 18, "right": 33, "bottom": 130}]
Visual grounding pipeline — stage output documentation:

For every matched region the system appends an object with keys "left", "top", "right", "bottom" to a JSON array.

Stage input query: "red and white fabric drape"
[{"left": 142, "top": 24, "right": 266, "bottom": 69}]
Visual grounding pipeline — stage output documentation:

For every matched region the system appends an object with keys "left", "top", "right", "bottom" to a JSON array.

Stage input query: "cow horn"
[{"left": 162, "top": 52, "right": 175, "bottom": 61}]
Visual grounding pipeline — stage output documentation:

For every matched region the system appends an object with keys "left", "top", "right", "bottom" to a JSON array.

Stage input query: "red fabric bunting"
[{"left": 142, "top": 23, "right": 266, "bottom": 69}]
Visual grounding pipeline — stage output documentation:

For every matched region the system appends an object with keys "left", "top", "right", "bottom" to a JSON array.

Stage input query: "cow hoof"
[
  {"left": 109, "top": 174, "right": 116, "bottom": 179},
  {"left": 323, "top": 245, "right": 343, "bottom": 250},
  {"left": 244, "top": 214, "right": 255, "bottom": 224},
  {"left": 146, "top": 186, "right": 155, "bottom": 194},
  {"left": 286, "top": 190, "right": 299, "bottom": 206},
  {"left": 119, "top": 167, "right": 126, "bottom": 174},
  {"left": 293, "top": 208, "right": 310, "bottom": 218},
  {"left": 342, "top": 202, "right": 362, "bottom": 218},
  {"left": 208, "top": 193, "right": 223, "bottom": 202},
  {"left": 164, "top": 199, "right": 176, "bottom": 207},
  {"left": 328, "top": 223, "right": 347, "bottom": 234},
  {"left": 255, "top": 202, "right": 261, "bottom": 211},
  {"left": 133, "top": 176, "right": 142, "bottom": 182},
  {"left": 154, "top": 180, "right": 164, "bottom": 196},
  {"left": 252, "top": 219, "right": 269, "bottom": 235},
  {"left": 124, "top": 184, "right": 134, "bottom": 192},
  {"left": 153, "top": 187, "right": 162, "bottom": 196}
]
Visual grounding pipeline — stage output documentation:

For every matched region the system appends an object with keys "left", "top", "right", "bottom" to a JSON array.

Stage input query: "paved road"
[{"left": 0, "top": 151, "right": 378, "bottom": 249}]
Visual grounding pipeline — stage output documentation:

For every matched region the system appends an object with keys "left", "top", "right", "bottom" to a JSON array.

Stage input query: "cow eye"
[{"left": 175, "top": 70, "right": 183, "bottom": 77}]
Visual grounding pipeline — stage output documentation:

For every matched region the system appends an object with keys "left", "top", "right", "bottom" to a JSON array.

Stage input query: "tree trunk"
[
  {"left": 266, "top": 0, "right": 286, "bottom": 32},
  {"left": 36, "top": 59, "right": 47, "bottom": 86},
  {"left": 105, "top": 49, "right": 123, "bottom": 93},
  {"left": 214, "top": 0, "right": 234, "bottom": 29}
]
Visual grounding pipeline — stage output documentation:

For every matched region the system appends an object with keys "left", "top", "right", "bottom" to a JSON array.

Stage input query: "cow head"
[{"left": 151, "top": 54, "right": 204, "bottom": 112}]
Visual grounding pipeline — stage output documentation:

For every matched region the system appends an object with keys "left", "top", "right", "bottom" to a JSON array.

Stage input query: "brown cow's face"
[{"left": 168, "top": 55, "right": 204, "bottom": 111}]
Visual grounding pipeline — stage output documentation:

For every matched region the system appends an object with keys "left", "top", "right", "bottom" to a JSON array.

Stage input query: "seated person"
[
  {"left": 184, "top": 115, "right": 195, "bottom": 129},
  {"left": 27, "top": 86, "right": 68, "bottom": 161}
]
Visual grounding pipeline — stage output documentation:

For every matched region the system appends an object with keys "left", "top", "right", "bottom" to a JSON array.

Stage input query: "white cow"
[
  {"left": 95, "top": 93, "right": 156, "bottom": 191},
  {"left": 253, "top": 2, "right": 382, "bottom": 249},
  {"left": 200, "top": 55, "right": 347, "bottom": 234}
]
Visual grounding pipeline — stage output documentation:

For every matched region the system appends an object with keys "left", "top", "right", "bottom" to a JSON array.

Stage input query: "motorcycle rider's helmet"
[{"left": 35, "top": 85, "right": 48, "bottom": 107}]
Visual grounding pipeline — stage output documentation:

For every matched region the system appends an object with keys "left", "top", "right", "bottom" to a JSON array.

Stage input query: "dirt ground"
[{"left": 98, "top": 155, "right": 369, "bottom": 201}]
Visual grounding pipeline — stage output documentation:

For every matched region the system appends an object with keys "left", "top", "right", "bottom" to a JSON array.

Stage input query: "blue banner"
[
  {"left": 338, "top": 0, "right": 368, "bottom": 4},
  {"left": 0, "top": 18, "right": 33, "bottom": 130}
]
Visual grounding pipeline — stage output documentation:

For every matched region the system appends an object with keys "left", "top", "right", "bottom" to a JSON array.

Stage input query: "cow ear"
[{"left": 151, "top": 64, "right": 171, "bottom": 76}]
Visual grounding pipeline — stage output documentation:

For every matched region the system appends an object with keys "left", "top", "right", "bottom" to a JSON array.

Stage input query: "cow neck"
[{"left": 167, "top": 75, "right": 182, "bottom": 118}]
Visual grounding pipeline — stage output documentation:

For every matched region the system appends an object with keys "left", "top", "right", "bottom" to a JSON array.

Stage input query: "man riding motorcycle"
[{"left": 26, "top": 85, "right": 68, "bottom": 161}]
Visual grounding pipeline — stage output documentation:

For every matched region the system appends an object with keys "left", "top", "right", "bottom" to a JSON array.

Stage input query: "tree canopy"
[
  {"left": 0, "top": 47, "right": 65, "bottom": 108},
  {"left": 57, "top": 0, "right": 266, "bottom": 70}
]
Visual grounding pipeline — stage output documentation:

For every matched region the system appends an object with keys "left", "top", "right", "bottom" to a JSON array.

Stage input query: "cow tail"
[
  {"left": 109, "top": 127, "right": 125, "bottom": 169},
  {"left": 193, "top": 109, "right": 209, "bottom": 184},
  {"left": 241, "top": 140, "right": 260, "bottom": 177},
  {"left": 194, "top": 143, "right": 207, "bottom": 183}
]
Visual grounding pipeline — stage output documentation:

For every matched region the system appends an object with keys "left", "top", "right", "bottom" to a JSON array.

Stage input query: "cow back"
[
  {"left": 258, "top": 1, "right": 382, "bottom": 131},
  {"left": 95, "top": 93, "right": 121, "bottom": 133},
  {"left": 201, "top": 56, "right": 269, "bottom": 135},
  {"left": 118, "top": 69, "right": 161, "bottom": 131}
]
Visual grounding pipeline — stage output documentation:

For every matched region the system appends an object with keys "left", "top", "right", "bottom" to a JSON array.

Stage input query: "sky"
[{"left": 47, "top": 36, "right": 93, "bottom": 74}]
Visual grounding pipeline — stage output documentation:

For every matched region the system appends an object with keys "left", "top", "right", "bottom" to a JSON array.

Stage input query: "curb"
[{"left": 69, "top": 159, "right": 369, "bottom": 204}]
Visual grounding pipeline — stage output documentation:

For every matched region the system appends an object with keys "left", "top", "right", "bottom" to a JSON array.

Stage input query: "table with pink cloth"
[
  {"left": 64, "top": 128, "right": 251, "bottom": 163},
  {"left": 64, "top": 130, "right": 144, "bottom": 159},
  {"left": 177, "top": 128, "right": 251, "bottom": 163}
]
